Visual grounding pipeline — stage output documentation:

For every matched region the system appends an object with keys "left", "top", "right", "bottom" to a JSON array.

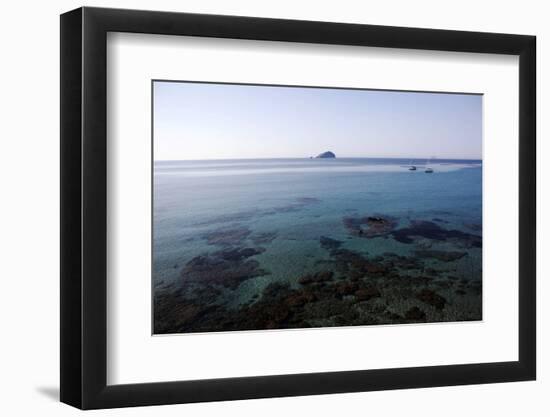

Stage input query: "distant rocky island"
[{"left": 315, "top": 151, "right": 336, "bottom": 158}]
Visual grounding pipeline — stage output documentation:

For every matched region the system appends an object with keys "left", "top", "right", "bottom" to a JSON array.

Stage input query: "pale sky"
[{"left": 153, "top": 81, "right": 482, "bottom": 161}]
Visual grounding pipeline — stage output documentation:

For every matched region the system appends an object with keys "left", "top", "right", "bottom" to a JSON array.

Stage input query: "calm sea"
[{"left": 153, "top": 158, "right": 482, "bottom": 308}]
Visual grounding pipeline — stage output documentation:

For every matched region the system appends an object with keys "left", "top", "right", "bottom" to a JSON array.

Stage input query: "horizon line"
[{"left": 153, "top": 156, "right": 483, "bottom": 162}]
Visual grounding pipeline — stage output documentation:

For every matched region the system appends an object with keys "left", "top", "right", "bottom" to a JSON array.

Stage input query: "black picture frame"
[{"left": 60, "top": 6, "right": 536, "bottom": 410}]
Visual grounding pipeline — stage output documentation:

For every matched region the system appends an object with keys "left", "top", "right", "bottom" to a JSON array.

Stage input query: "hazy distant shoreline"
[{"left": 154, "top": 157, "right": 483, "bottom": 163}]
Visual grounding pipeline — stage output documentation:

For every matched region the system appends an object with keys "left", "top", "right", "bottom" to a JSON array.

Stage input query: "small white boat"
[
  {"left": 408, "top": 160, "right": 417, "bottom": 171},
  {"left": 425, "top": 158, "right": 434, "bottom": 173}
]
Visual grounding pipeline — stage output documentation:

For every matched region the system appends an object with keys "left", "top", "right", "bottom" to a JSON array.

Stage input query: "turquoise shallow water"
[{"left": 153, "top": 158, "right": 482, "bottom": 332}]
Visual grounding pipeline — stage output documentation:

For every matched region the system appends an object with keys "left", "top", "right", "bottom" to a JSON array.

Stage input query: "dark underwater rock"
[
  {"left": 319, "top": 236, "right": 343, "bottom": 250},
  {"left": 334, "top": 281, "right": 359, "bottom": 297},
  {"left": 251, "top": 232, "right": 278, "bottom": 245},
  {"left": 416, "top": 288, "right": 447, "bottom": 310},
  {"left": 261, "top": 282, "right": 292, "bottom": 300},
  {"left": 463, "top": 222, "right": 482, "bottom": 232},
  {"left": 180, "top": 247, "right": 267, "bottom": 289},
  {"left": 324, "top": 248, "right": 396, "bottom": 279},
  {"left": 414, "top": 250, "right": 467, "bottom": 262},
  {"left": 203, "top": 226, "right": 251, "bottom": 246},
  {"left": 405, "top": 306, "right": 427, "bottom": 321},
  {"left": 285, "top": 291, "right": 317, "bottom": 307},
  {"left": 391, "top": 220, "right": 482, "bottom": 248},
  {"left": 334, "top": 309, "right": 360, "bottom": 326},
  {"left": 343, "top": 214, "right": 398, "bottom": 238},
  {"left": 305, "top": 298, "right": 347, "bottom": 318},
  {"left": 354, "top": 286, "right": 381, "bottom": 302},
  {"left": 154, "top": 292, "right": 216, "bottom": 334},
  {"left": 299, "top": 270, "right": 334, "bottom": 285},
  {"left": 220, "top": 247, "right": 265, "bottom": 261}
]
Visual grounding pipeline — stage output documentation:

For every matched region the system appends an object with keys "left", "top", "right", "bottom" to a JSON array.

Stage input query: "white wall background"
[{"left": 0, "top": 0, "right": 545, "bottom": 415}]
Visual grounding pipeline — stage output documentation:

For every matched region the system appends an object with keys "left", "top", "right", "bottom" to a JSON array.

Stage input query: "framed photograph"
[{"left": 60, "top": 7, "right": 536, "bottom": 409}]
